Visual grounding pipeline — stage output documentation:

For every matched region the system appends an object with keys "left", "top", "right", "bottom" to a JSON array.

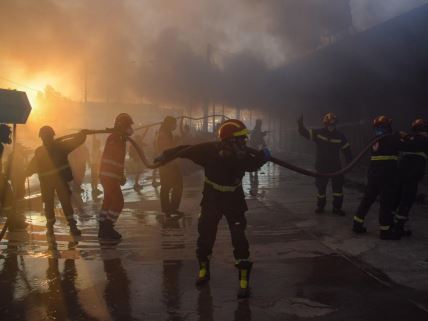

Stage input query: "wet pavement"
[{"left": 1, "top": 163, "right": 428, "bottom": 320}]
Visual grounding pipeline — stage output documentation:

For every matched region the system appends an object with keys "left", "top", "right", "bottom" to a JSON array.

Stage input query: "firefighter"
[
  {"left": 249, "top": 119, "right": 267, "bottom": 185},
  {"left": 156, "top": 116, "right": 183, "bottom": 217},
  {"left": 26, "top": 126, "right": 87, "bottom": 235},
  {"left": 297, "top": 113, "right": 353, "bottom": 215},
  {"left": 90, "top": 136, "right": 103, "bottom": 198},
  {"left": 393, "top": 119, "right": 428, "bottom": 236},
  {"left": 155, "top": 119, "right": 270, "bottom": 298},
  {"left": 0, "top": 124, "right": 27, "bottom": 231},
  {"left": 98, "top": 113, "right": 134, "bottom": 240},
  {"left": 352, "top": 115, "right": 412, "bottom": 240}
]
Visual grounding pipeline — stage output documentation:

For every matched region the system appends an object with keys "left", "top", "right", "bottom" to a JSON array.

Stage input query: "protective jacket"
[
  {"left": 100, "top": 132, "right": 127, "bottom": 181},
  {"left": 398, "top": 133, "right": 428, "bottom": 180},
  {"left": 164, "top": 143, "right": 267, "bottom": 212},
  {"left": 27, "top": 133, "right": 86, "bottom": 183},
  {"left": 298, "top": 125, "right": 352, "bottom": 171}
]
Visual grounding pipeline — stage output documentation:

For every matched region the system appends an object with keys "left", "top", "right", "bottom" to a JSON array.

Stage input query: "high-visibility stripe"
[
  {"left": 380, "top": 225, "right": 390, "bottom": 231},
  {"left": 341, "top": 142, "right": 350, "bottom": 150},
  {"left": 333, "top": 193, "right": 343, "bottom": 197},
  {"left": 100, "top": 171, "right": 122, "bottom": 180},
  {"left": 233, "top": 128, "right": 250, "bottom": 137},
  {"left": 204, "top": 177, "right": 240, "bottom": 192},
  {"left": 330, "top": 139, "right": 342, "bottom": 144},
  {"left": 317, "top": 194, "right": 326, "bottom": 198},
  {"left": 107, "top": 210, "right": 120, "bottom": 217},
  {"left": 39, "top": 164, "right": 70, "bottom": 177},
  {"left": 102, "top": 158, "right": 124, "bottom": 168},
  {"left": 240, "top": 270, "right": 248, "bottom": 289},
  {"left": 370, "top": 155, "right": 398, "bottom": 161},
  {"left": 353, "top": 216, "right": 364, "bottom": 223},
  {"left": 402, "top": 152, "right": 428, "bottom": 159},
  {"left": 309, "top": 129, "right": 314, "bottom": 141},
  {"left": 395, "top": 215, "right": 408, "bottom": 221},
  {"left": 199, "top": 262, "right": 208, "bottom": 278},
  {"left": 317, "top": 134, "right": 329, "bottom": 141}
]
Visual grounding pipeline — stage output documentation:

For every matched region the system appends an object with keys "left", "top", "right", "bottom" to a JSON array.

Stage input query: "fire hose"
[{"left": 0, "top": 121, "right": 386, "bottom": 241}]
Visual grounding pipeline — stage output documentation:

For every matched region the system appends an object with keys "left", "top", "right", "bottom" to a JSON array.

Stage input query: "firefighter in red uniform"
[
  {"left": 353, "top": 116, "right": 412, "bottom": 240},
  {"left": 155, "top": 119, "right": 270, "bottom": 298},
  {"left": 26, "top": 126, "right": 87, "bottom": 235},
  {"left": 98, "top": 113, "right": 134, "bottom": 240}
]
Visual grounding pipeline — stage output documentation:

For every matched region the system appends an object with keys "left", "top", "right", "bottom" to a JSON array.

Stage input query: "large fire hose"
[{"left": 0, "top": 122, "right": 384, "bottom": 242}]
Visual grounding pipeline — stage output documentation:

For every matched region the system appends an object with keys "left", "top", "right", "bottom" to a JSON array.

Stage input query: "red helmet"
[
  {"left": 322, "top": 112, "right": 337, "bottom": 126},
  {"left": 411, "top": 118, "right": 428, "bottom": 132},
  {"left": 39, "top": 126, "right": 55, "bottom": 139},
  {"left": 218, "top": 119, "right": 249, "bottom": 141},
  {"left": 114, "top": 113, "right": 134, "bottom": 130},
  {"left": 373, "top": 115, "right": 392, "bottom": 128}
]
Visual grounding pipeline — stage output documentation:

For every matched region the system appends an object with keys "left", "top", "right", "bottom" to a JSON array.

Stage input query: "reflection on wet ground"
[{"left": 0, "top": 165, "right": 427, "bottom": 320}]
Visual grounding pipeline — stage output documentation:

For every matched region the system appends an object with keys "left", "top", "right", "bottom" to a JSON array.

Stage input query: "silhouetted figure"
[
  {"left": 156, "top": 116, "right": 183, "bottom": 217},
  {"left": 91, "top": 136, "right": 103, "bottom": 198},
  {"left": 26, "top": 126, "right": 86, "bottom": 236},
  {"left": 298, "top": 113, "right": 352, "bottom": 215}
]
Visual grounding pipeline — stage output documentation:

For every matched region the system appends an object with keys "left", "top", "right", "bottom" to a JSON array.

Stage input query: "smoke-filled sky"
[{"left": 0, "top": 0, "right": 427, "bottom": 108}]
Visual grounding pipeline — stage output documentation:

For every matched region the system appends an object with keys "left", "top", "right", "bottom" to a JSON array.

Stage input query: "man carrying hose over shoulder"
[
  {"left": 298, "top": 113, "right": 353, "bottom": 215},
  {"left": 98, "top": 113, "right": 134, "bottom": 241},
  {"left": 26, "top": 126, "right": 87, "bottom": 236},
  {"left": 155, "top": 119, "right": 270, "bottom": 299}
]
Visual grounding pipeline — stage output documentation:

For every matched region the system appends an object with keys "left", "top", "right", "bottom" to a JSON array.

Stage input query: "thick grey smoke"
[{"left": 0, "top": 0, "right": 426, "bottom": 108}]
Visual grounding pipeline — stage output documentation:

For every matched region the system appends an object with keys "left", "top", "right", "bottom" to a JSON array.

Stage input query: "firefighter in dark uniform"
[
  {"left": 353, "top": 115, "right": 413, "bottom": 240},
  {"left": 394, "top": 118, "right": 428, "bottom": 236},
  {"left": 0, "top": 124, "right": 27, "bottom": 231},
  {"left": 156, "top": 119, "right": 270, "bottom": 298},
  {"left": 156, "top": 116, "right": 183, "bottom": 217},
  {"left": 298, "top": 113, "right": 353, "bottom": 215},
  {"left": 26, "top": 126, "right": 87, "bottom": 236}
]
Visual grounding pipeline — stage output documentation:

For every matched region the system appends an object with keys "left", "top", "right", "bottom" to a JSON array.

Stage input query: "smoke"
[{"left": 0, "top": 0, "right": 426, "bottom": 109}]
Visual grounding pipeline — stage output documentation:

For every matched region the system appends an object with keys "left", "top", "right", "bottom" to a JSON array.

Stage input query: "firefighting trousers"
[
  {"left": 159, "top": 165, "right": 183, "bottom": 213},
  {"left": 40, "top": 179, "right": 75, "bottom": 226},
  {"left": 394, "top": 177, "right": 419, "bottom": 222},
  {"left": 100, "top": 177, "right": 124, "bottom": 223},
  {"left": 196, "top": 206, "right": 249, "bottom": 261},
  {"left": 315, "top": 175, "right": 344, "bottom": 209},
  {"left": 0, "top": 178, "right": 14, "bottom": 218},
  {"left": 354, "top": 176, "right": 397, "bottom": 229}
]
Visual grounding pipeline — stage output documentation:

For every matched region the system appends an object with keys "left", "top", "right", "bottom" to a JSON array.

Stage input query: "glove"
[
  {"left": 120, "top": 175, "right": 127, "bottom": 186},
  {"left": 297, "top": 114, "right": 304, "bottom": 127},
  {"left": 262, "top": 148, "right": 271, "bottom": 161},
  {"left": 154, "top": 153, "right": 166, "bottom": 164}
]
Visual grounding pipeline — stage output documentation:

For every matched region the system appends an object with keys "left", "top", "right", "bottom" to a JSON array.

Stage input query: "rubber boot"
[
  {"left": 380, "top": 228, "right": 401, "bottom": 240},
  {"left": 236, "top": 260, "right": 253, "bottom": 299},
  {"left": 69, "top": 221, "right": 82, "bottom": 236},
  {"left": 8, "top": 215, "right": 28, "bottom": 232},
  {"left": 332, "top": 208, "right": 346, "bottom": 216},
  {"left": 195, "top": 260, "right": 210, "bottom": 286},
  {"left": 352, "top": 221, "right": 367, "bottom": 234},
  {"left": 395, "top": 220, "right": 412, "bottom": 237},
  {"left": 315, "top": 207, "right": 324, "bottom": 214},
  {"left": 98, "top": 221, "right": 122, "bottom": 240}
]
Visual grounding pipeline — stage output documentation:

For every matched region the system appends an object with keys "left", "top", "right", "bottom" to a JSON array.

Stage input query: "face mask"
[
  {"left": 374, "top": 127, "right": 386, "bottom": 136},
  {"left": 327, "top": 125, "right": 336, "bottom": 132},
  {"left": 126, "top": 127, "right": 134, "bottom": 136}
]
